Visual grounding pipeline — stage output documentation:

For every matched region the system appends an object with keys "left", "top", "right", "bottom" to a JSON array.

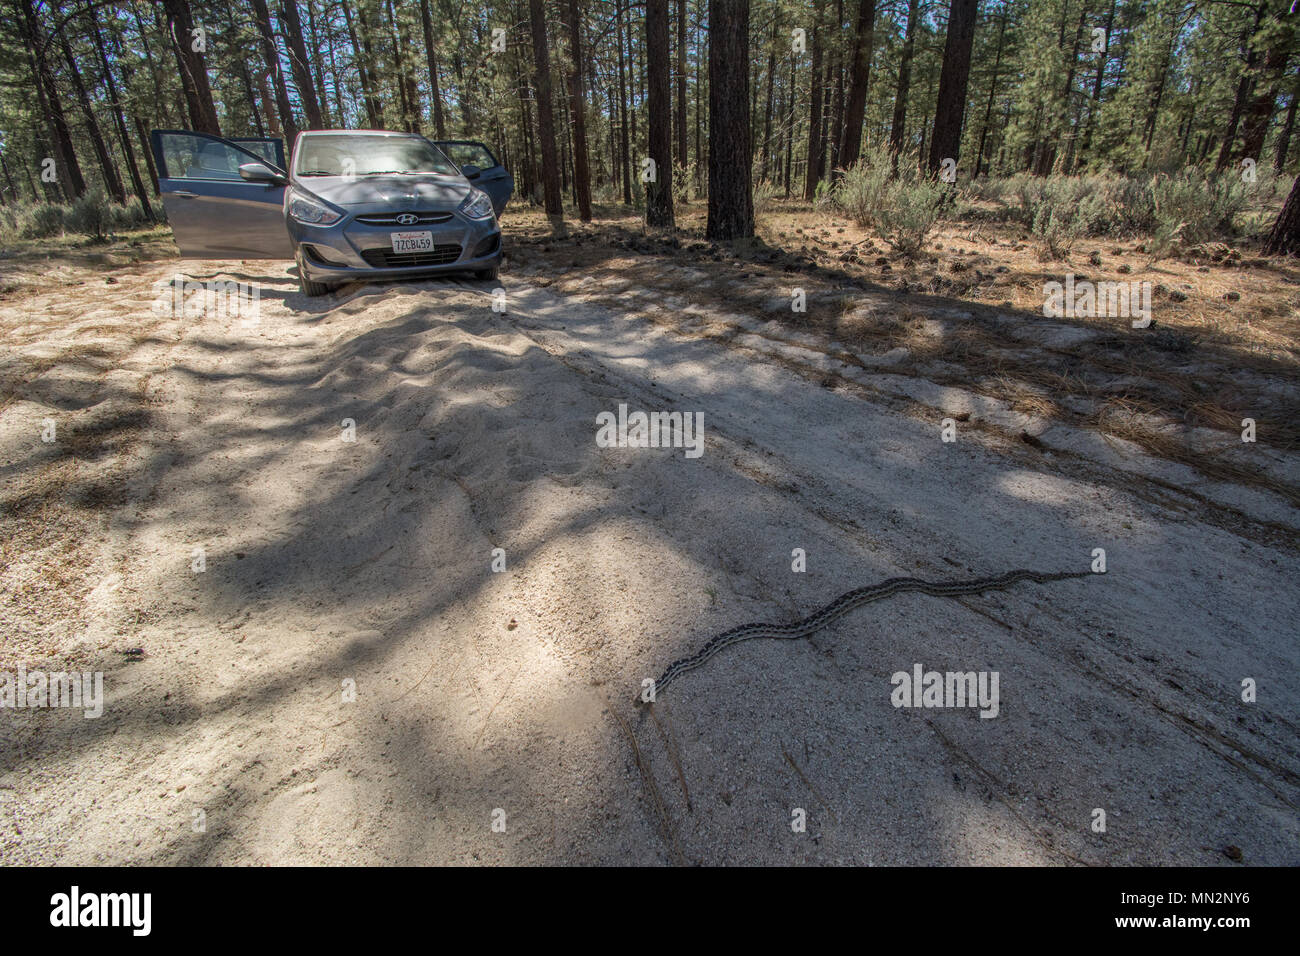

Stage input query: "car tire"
[
  {"left": 474, "top": 266, "right": 499, "bottom": 281},
  {"left": 298, "top": 272, "right": 333, "bottom": 297}
]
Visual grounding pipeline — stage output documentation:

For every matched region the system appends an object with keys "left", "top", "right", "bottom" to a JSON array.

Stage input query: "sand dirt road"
[{"left": 1, "top": 255, "right": 1296, "bottom": 864}]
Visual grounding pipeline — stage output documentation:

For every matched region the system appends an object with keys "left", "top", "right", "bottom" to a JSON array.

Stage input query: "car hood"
[{"left": 295, "top": 174, "right": 472, "bottom": 211}]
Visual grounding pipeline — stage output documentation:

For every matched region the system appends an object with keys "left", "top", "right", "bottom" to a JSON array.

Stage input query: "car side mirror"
[
  {"left": 239, "top": 162, "right": 287, "bottom": 185},
  {"left": 461, "top": 164, "right": 482, "bottom": 180}
]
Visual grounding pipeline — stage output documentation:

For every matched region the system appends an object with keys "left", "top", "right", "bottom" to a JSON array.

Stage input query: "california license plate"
[{"left": 391, "top": 231, "right": 433, "bottom": 254}]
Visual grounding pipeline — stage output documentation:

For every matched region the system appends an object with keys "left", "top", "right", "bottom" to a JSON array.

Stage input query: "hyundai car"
[{"left": 150, "top": 129, "right": 514, "bottom": 296}]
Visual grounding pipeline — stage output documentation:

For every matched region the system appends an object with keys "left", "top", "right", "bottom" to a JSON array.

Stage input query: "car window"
[
  {"left": 439, "top": 143, "right": 497, "bottom": 170},
  {"left": 158, "top": 132, "right": 254, "bottom": 181},
  {"left": 229, "top": 139, "right": 284, "bottom": 169},
  {"left": 293, "top": 135, "right": 459, "bottom": 177}
]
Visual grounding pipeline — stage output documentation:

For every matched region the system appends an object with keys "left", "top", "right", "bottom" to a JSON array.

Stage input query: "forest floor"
[{"left": 1, "top": 203, "right": 1297, "bottom": 864}]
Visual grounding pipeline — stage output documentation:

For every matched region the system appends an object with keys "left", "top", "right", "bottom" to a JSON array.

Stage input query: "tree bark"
[
  {"left": 529, "top": 0, "right": 564, "bottom": 219},
  {"left": 646, "top": 0, "right": 675, "bottom": 227},
  {"left": 1275, "top": 88, "right": 1298, "bottom": 171},
  {"left": 19, "top": 0, "right": 85, "bottom": 198},
  {"left": 162, "top": 0, "right": 222, "bottom": 135},
  {"left": 88, "top": 7, "right": 154, "bottom": 216},
  {"left": 250, "top": 0, "right": 299, "bottom": 143},
  {"left": 804, "top": 20, "right": 824, "bottom": 199},
  {"left": 1216, "top": 3, "right": 1267, "bottom": 173},
  {"left": 566, "top": 0, "right": 593, "bottom": 221},
  {"left": 829, "top": 0, "right": 845, "bottom": 169},
  {"left": 1078, "top": 0, "right": 1116, "bottom": 159},
  {"left": 888, "top": 0, "right": 919, "bottom": 157},
  {"left": 706, "top": 0, "right": 753, "bottom": 239},
  {"left": 839, "top": 0, "right": 877, "bottom": 171},
  {"left": 133, "top": 114, "right": 161, "bottom": 194},
  {"left": 616, "top": 0, "right": 633, "bottom": 203},
  {"left": 973, "top": 8, "right": 1008, "bottom": 178},
  {"left": 676, "top": 0, "right": 688, "bottom": 170},
  {"left": 58, "top": 32, "right": 126, "bottom": 203},
  {"left": 928, "top": 0, "right": 978, "bottom": 175},
  {"left": 278, "top": 0, "right": 326, "bottom": 129},
  {"left": 386, "top": 0, "right": 421, "bottom": 132},
  {"left": 1263, "top": 171, "right": 1300, "bottom": 255},
  {"left": 419, "top": 0, "right": 448, "bottom": 138}
]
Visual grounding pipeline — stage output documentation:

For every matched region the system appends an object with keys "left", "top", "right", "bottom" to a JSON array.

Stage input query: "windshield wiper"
[{"left": 297, "top": 170, "right": 336, "bottom": 176}]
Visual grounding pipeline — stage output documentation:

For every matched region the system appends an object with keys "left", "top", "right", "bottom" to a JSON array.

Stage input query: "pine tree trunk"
[
  {"left": 705, "top": 0, "right": 753, "bottom": 239},
  {"left": 278, "top": 0, "right": 326, "bottom": 129},
  {"left": 676, "top": 0, "right": 688, "bottom": 170},
  {"left": 88, "top": 8, "right": 154, "bottom": 217},
  {"left": 1275, "top": 89, "right": 1298, "bottom": 171},
  {"left": 1263, "top": 172, "right": 1300, "bottom": 255},
  {"left": 617, "top": 0, "right": 633, "bottom": 204},
  {"left": 1216, "top": 3, "right": 1267, "bottom": 173},
  {"left": 804, "top": 21, "right": 824, "bottom": 199},
  {"left": 783, "top": 51, "right": 795, "bottom": 196},
  {"left": 928, "top": 0, "right": 978, "bottom": 175},
  {"left": 830, "top": 0, "right": 845, "bottom": 169},
  {"left": 529, "top": 0, "right": 564, "bottom": 219},
  {"left": 386, "top": 0, "right": 420, "bottom": 132},
  {"left": 973, "top": 9, "right": 1007, "bottom": 178},
  {"left": 304, "top": 0, "right": 332, "bottom": 124},
  {"left": 567, "top": 0, "right": 593, "bottom": 221},
  {"left": 889, "top": 0, "right": 919, "bottom": 157},
  {"left": 162, "top": 0, "right": 222, "bottom": 135},
  {"left": 58, "top": 33, "right": 127, "bottom": 204},
  {"left": 1078, "top": 0, "right": 1116, "bottom": 159},
  {"left": 353, "top": 1, "right": 387, "bottom": 129},
  {"left": 133, "top": 115, "right": 161, "bottom": 194},
  {"left": 840, "top": 0, "right": 877, "bottom": 171},
  {"left": 646, "top": 0, "right": 675, "bottom": 227},
  {"left": 340, "top": 5, "right": 377, "bottom": 128},
  {"left": 19, "top": 0, "right": 85, "bottom": 199},
  {"left": 419, "top": 0, "right": 448, "bottom": 138},
  {"left": 251, "top": 0, "right": 299, "bottom": 143}
]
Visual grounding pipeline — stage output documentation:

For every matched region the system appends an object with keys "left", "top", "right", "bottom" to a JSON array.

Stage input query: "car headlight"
[
  {"left": 459, "top": 189, "right": 494, "bottom": 220},
  {"left": 287, "top": 190, "right": 342, "bottom": 225}
]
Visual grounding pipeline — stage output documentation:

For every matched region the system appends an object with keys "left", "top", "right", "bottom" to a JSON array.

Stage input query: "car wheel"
[
  {"left": 298, "top": 272, "right": 333, "bottom": 297},
  {"left": 474, "top": 266, "right": 499, "bottom": 281}
]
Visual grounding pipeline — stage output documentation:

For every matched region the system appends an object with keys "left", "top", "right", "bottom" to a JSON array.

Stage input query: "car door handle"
[{"left": 173, "top": 190, "right": 199, "bottom": 198}]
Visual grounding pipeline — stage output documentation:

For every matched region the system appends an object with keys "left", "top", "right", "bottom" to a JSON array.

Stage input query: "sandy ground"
[{"left": 1, "top": 246, "right": 1297, "bottom": 865}]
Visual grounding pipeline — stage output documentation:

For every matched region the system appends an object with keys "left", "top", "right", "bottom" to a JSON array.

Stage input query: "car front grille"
[
  {"left": 353, "top": 211, "right": 454, "bottom": 225},
  {"left": 360, "top": 244, "right": 463, "bottom": 268}
]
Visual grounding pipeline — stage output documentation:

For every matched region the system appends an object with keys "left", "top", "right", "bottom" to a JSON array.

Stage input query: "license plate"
[{"left": 391, "top": 231, "right": 433, "bottom": 254}]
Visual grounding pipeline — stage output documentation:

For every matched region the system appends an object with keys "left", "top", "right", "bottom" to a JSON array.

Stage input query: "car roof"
[{"left": 296, "top": 130, "right": 422, "bottom": 137}]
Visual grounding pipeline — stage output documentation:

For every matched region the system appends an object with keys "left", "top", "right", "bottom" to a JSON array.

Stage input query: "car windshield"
[{"left": 293, "top": 135, "right": 458, "bottom": 178}]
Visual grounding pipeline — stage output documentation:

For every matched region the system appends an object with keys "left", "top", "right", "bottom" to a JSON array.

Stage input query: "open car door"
[
  {"left": 432, "top": 140, "right": 514, "bottom": 217},
  {"left": 150, "top": 130, "right": 294, "bottom": 258}
]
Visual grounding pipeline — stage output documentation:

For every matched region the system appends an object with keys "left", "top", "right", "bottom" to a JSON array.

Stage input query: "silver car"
[{"left": 150, "top": 129, "right": 513, "bottom": 296}]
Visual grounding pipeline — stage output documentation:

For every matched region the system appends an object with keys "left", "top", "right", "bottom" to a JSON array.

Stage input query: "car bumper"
[{"left": 291, "top": 215, "right": 502, "bottom": 284}]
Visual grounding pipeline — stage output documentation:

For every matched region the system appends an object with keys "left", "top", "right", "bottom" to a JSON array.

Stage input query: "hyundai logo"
[{"left": 396, "top": 213, "right": 419, "bottom": 225}]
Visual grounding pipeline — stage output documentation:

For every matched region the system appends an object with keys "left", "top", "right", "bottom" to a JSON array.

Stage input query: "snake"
[{"left": 638, "top": 568, "right": 1092, "bottom": 704}]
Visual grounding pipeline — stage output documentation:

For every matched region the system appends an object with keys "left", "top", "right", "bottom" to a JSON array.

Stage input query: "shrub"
[
  {"left": 0, "top": 193, "right": 163, "bottom": 244},
  {"left": 21, "top": 202, "right": 67, "bottom": 238},
  {"left": 1148, "top": 169, "right": 1248, "bottom": 258},
  {"left": 834, "top": 145, "right": 948, "bottom": 255},
  {"left": 752, "top": 179, "right": 779, "bottom": 215},
  {"left": 66, "top": 189, "right": 112, "bottom": 240}
]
